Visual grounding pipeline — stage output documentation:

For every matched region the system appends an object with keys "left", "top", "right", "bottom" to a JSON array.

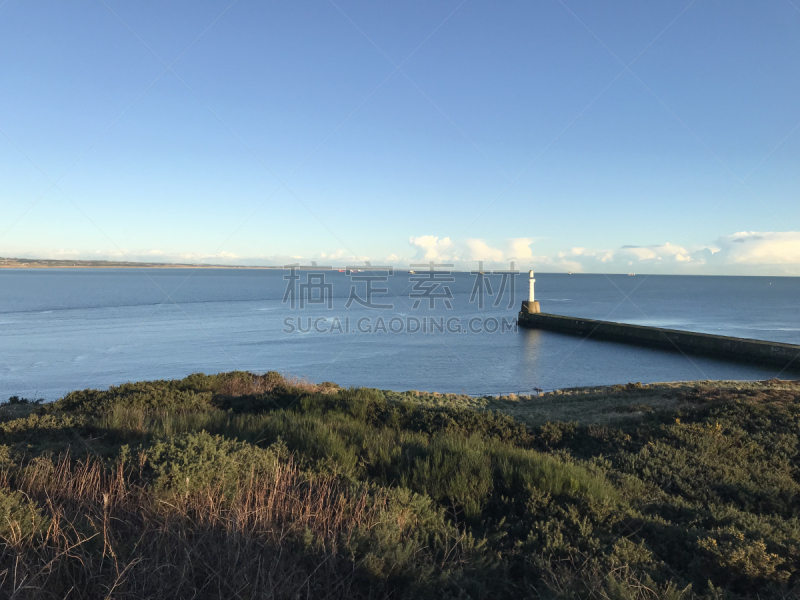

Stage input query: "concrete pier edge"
[{"left": 518, "top": 308, "right": 800, "bottom": 373}]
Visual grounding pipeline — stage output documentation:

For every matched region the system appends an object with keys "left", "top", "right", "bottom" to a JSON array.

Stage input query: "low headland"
[
  {"left": 0, "top": 257, "right": 277, "bottom": 269},
  {"left": 2, "top": 373, "right": 799, "bottom": 599}
]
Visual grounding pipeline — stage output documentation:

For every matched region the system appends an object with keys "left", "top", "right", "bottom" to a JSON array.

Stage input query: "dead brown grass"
[
  {"left": 216, "top": 372, "right": 340, "bottom": 397},
  {"left": 0, "top": 452, "right": 461, "bottom": 599}
]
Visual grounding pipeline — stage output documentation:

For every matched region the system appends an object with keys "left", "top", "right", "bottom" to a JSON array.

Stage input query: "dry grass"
[
  {"left": 0, "top": 452, "right": 463, "bottom": 599},
  {"left": 217, "top": 372, "right": 340, "bottom": 397}
]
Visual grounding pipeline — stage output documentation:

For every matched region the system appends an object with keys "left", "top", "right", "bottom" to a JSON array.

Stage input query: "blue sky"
[{"left": 1, "top": 0, "right": 798, "bottom": 274}]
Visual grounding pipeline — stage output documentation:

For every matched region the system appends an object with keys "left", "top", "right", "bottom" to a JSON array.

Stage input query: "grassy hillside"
[{"left": 1, "top": 373, "right": 798, "bottom": 599}]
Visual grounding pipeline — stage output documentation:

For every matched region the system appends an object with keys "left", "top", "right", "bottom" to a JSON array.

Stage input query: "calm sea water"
[{"left": 1, "top": 269, "right": 798, "bottom": 400}]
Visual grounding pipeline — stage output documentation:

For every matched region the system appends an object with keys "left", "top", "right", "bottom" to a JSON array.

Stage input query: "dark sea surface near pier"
[{"left": 1, "top": 269, "right": 798, "bottom": 400}]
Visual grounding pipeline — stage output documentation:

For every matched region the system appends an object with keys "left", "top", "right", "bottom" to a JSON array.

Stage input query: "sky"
[{"left": 1, "top": 0, "right": 798, "bottom": 275}]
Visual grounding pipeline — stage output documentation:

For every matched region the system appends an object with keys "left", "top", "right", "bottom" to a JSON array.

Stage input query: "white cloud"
[
  {"left": 466, "top": 239, "right": 504, "bottom": 262},
  {"left": 408, "top": 235, "right": 453, "bottom": 261},
  {"left": 717, "top": 231, "right": 800, "bottom": 265},
  {"left": 620, "top": 246, "right": 658, "bottom": 261},
  {"left": 558, "top": 247, "right": 614, "bottom": 263},
  {"left": 406, "top": 235, "right": 540, "bottom": 267},
  {"left": 507, "top": 238, "right": 534, "bottom": 260},
  {"left": 534, "top": 256, "right": 585, "bottom": 273},
  {"left": 618, "top": 242, "right": 692, "bottom": 263},
  {"left": 535, "top": 232, "right": 800, "bottom": 274}
]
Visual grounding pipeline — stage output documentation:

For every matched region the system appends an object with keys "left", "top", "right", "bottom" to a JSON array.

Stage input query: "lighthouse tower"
[
  {"left": 529, "top": 270, "right": 535, "bottom": 303},
  {"left": 522, "top": 270, "right": 541, "bottom": 314}
]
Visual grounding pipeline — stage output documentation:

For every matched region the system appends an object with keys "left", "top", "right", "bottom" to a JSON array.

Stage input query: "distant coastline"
[
  {"left": 1, "top": 258, "right": 795, "bottom": 277},
  {"left": 0, "top": 257, "right": 283, "bottom": 269}
]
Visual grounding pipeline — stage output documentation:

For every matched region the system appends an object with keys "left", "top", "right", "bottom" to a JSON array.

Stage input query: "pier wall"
[{"left": 518, "top": 311, "right": 800, "bottom": 372}]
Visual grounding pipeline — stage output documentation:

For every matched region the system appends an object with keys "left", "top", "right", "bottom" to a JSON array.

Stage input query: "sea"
[{"left": 1, "top": 268, "right": 798, "bottom": 401}]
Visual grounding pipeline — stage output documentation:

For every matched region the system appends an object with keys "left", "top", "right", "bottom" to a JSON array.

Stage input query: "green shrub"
[
  {"left": 344, "top": 486, "right": 464, "bottom": 583},
  {"left": 408, "top": 434, "right": 493, "bottom": 520},
  {"left": 51, "top": 382, "right": 214, "bottom": 416},
  {"left": 491, "top": 442, "right": 618, "bottom": 502},
  {"left": 697, "top": 532, "right": 790, "bottom": 589},
  {"left": 0, "top": 486, "right": 48, "bottom": 542},
  {"left": 253, "top": 412, "right": 362, "bottom": 477},
  {"left": 142, "top": 431, "right": 286, "bottom": 498}
]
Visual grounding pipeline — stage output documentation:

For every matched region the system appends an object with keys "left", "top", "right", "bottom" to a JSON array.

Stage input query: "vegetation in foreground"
[{"left": 1, "top": 373, "right": 799, "bottom": 599}]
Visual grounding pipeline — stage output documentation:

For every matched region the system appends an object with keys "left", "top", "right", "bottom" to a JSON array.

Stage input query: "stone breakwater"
[{"left": 518, "top": 310, "right": 800, "bottom": 372}]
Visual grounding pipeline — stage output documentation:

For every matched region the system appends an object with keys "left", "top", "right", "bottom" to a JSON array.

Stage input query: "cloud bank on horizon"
[
  {"left": 402, "top": 231, "right": 800, "bottom": 275},
  {"left": 11, "top": 231, "right": 800, "bottom": 276}
]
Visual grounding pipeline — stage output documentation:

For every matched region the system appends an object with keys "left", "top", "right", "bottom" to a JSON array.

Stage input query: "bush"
[
  {"left": 51, "top": 382, "right": 214, "bottom": 416},
  {"left": 408, "top": 434, "right": 494, "bottom": 520},
  {"left": 142, "top": 431, "right": 287, "bottom": 498},
  {"left": 0, "top": 486, "right": 48, "bottom": 542},
  {"left": 491, "top": 442, "right": 618, "bottom": 502}
]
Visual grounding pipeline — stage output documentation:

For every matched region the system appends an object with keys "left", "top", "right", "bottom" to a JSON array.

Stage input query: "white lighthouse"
[
  {"left": 523, "top": 270, "right": 541, "bottom": 314},
  {"left": 528, "top": 270, "right": 535, "bottom": 303}
]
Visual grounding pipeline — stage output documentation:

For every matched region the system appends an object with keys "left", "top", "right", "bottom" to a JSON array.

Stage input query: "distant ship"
[
  {"left": 409, "top": 270, "right": 416, "bottom": 274},
  {"left": 628, "top": 273, "right": 635, "bottom": 276}
]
